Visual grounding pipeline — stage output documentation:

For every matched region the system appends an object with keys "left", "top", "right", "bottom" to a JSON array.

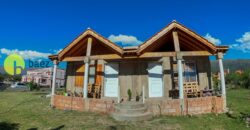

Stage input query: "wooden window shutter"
[
  {"left": 95, "top": 64, "right": 103, "bottom": 86},
  {"left": 75, "top": 64, "right": 85, "bottom": 87}
]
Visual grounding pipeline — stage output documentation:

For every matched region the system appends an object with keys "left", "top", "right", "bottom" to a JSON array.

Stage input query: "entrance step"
[{"left": 111, "top": 102, "right": 152, "bottom": 121}]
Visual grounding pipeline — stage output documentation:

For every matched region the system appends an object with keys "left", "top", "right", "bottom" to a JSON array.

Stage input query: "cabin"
[{"left": 49, "top": 21, "right": 228, "bottom": 119}]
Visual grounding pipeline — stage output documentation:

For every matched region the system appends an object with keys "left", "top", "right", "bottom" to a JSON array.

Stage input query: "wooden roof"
[
  {"left": 57, "top": 28, "right": 123, "bottom": 60},
  {"left": 51, "top": 21, "right": 229, "bottom": 61},
  {"left": 137, "top": 21, "right": 227, "bottom": 54}
]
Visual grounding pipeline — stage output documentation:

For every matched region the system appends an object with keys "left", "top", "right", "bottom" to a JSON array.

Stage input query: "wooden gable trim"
[
  {"left": 216, "top": 46, "right": 229, "bottom": 53},
  {"left": 137, "top": 21, "right": 217, "bottom": 54},
  {"left": 58, "top": 29, "right": 123, "bottom": 61}
]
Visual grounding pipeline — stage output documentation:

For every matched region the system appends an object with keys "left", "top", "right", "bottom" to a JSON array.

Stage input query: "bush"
[
  {"left": 127, "top": 89, "right": 132, "bottom": 101},
  {"left": 225, "top": 70, "right": 250, "bottom": 89},
  {"left": 27, "top": 82, "right": 40, "bottom": 91},
  {"left": 241, "top": 70, "right": 250, "bottom": 89}
]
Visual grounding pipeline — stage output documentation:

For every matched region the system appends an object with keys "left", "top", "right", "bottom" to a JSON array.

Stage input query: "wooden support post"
[
  {"left": 173, "top": 31, "right": 185, "bottom": 114},
  {"left": 217, "top": 52, "right": 227, "bottom": 112},
  {"left": 177, "top": 53, "right": 184, "bottom": 114},
  {"left": 83, "top": 37, "right": 92, "bottom": 98},
  {"left": 142, "top": 85, "right": 145, "bottom": 104},
  {"left": 51, "top": 60, "right": 58, "bottom": 107},
  {"left": 118, "top": 85, "right": 120, "bottom": 103}
]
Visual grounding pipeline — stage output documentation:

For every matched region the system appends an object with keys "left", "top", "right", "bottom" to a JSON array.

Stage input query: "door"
[
  {"left": 104, "top": 63, "right": 119, "bottom": 97},
  {"left": 148, "top": 63, "right": 163, "bottom": 97}
]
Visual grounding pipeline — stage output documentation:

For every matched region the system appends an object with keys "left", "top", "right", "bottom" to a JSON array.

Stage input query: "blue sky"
[{"left": 0, "top": 0, "right": 250, "bottom": 67}]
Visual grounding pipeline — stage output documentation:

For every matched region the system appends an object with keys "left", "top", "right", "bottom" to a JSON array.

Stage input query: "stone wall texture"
[{"left": 53, "top": 95, "right": 224, "bottom": 115}]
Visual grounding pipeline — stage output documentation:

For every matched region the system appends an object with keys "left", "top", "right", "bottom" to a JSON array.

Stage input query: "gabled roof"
[
  {"left": 50, "top": 21, "right": 229, "bottom": 61},
  {"left": 58, "top": 28, "right": 123, "bottom": 60},
  {"left": 137, "top": 21, "right": 220, "bottom": 54}
]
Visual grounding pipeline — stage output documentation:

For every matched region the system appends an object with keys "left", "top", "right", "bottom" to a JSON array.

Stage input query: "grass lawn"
[{"left": 0, "top": 89, "right": 249, "bottom": 130}]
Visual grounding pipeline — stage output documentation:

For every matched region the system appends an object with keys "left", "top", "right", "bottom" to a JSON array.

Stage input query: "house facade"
[
  {"left": 22, "top": 67, "right": 65, "bottom": 87},
  {"left": 49, "top": 21, "right": 228, "bottom": 116}
]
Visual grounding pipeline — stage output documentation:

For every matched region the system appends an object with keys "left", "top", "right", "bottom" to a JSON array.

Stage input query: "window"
[
  {"left": 41, "top": 79, "right": 47, "bottom": 84},
  {"left": 88, "top": 65, "right": 96, "bottom": 84},
  {"left": 184, "top": 62, "right": 197, "bottom": 82}
]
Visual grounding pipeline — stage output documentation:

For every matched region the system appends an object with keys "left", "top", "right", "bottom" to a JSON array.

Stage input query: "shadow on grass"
[
  {"left": 0, "top": 98, "right": 39, "bottom": 115},
  {"left": 0, "top": 122, "right": 19, "bottom": 130},
  {"left": 51, "top": 125, "right": 65, "bottom": 130}
]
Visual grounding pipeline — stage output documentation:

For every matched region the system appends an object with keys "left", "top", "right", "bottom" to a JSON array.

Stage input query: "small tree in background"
[
  {"left": 0, "top": 74, "right": 4, "bottom": 82},
  {"left": 225, "top": 70, "right": 250, "bottom": 89},
  {"left": 27, "top": 81, "right": 40, "bottom": 91},
  {"left": 240, "top": 70, "right": 250, "bottom": 89}
]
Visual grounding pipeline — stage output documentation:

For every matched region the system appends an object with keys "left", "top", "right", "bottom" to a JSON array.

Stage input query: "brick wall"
[
  {"left": 53, "top": 95, "right": 115, "bottom": 114},
  {"left": 53, "top": 95, "right": 84, "bottom": 111},
  {"left": 53, "top": 95, "right": 224, "bottom": 115},
  {"left": 145, "top": 96, "right": 224, "bottom": 116}
]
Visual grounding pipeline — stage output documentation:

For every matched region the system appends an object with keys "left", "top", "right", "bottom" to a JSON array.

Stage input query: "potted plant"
[
  {"left": 127, "top": 89, "right": 132, "bottom": 101},
  {"left": 136, "top": 91, "right": 140, "bottom": 102}
]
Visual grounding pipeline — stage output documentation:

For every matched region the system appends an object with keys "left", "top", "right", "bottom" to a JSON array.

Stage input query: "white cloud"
[
  {"left": 0, "top": 48, "right": 51, "bottom": 60},
  {"left": 231, "top": 32, "right": 250, "bottom": 53},
  {"left": 52, "top": 48, "right": 62, "bottom": 54},
  {"left": 236, "top": 32, "right": 250, "bottom": 43},
  {"left": 204, "top": 33, "right": 221, "bottom": 45},
  {"left": 108, "top": 34, "right": 143, "bottom": 46}
]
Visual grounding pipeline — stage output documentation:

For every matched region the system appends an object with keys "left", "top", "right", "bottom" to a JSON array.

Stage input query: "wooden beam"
[
  {"left": 175, "top": 24, "right": 217, "bottom": 51},
  {"left": 182, "top": 51, "right": 212, "bottom": 56},
  {"left": 140, "top": 52, "right": 176, "bottom": 58},
  {"left": 63, "top": 54, "right": 122, "bottom": 61},
  {"left": 172, "top": 31, "right": 180, "bottom": 52},
  {"left": 140, "top": 51, "right": 212, "bottom": 58},
  {"left": 86, "top": 37, "right": 92, "bottom": 56},
  {"left": 62, "top": 51, "right": 212, "bottom": 61},
  {"left": 178, "top": 31, "right": 209, "bottom": 51},
  {"left": 179, "top": 38, "right": 202, "bottom": 51}
]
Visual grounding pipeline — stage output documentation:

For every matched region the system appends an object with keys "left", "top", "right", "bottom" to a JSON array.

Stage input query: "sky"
[{"left": 0, "top": 0, "right": 250, "bottom": 68}]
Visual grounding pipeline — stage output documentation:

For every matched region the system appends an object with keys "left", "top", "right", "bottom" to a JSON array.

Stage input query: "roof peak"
[{"left": 172, "top": 19, "right": 177, "bottom": 23}]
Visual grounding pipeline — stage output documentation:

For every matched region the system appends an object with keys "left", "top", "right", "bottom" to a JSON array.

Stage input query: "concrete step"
[
  {"left": 111, "top": 111, "right": 152, "bottom": 121},
  {"left": 114, "top": 106, "right": 147, "bottom": 114},
  {"left": 115, "top": 102, "right": 145, "bottom": 109}
]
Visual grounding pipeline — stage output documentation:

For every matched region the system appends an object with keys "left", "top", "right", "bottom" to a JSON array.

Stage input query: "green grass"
[{"left": 0, "top": 89, "right": 249, "bottom": 130}]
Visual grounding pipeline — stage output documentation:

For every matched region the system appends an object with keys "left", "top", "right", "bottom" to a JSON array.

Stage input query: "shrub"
[
  {"left": 27, "top": 82, "right": 40, "bottom": 91},
  {"left": 127, "top": 89, "right": 132, "bottom": 101},
  {"left": 225, "top": 69, "right": 250, "bottom": 89}
]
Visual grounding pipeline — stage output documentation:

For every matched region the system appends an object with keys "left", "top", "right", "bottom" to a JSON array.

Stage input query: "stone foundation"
[{"left": 53, "top": 95, "right": 224, "bottom": 115}]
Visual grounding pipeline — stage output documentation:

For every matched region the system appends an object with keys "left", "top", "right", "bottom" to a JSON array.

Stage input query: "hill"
[{"left": 211, "top": 59, "right": 250, "bottom": 73}]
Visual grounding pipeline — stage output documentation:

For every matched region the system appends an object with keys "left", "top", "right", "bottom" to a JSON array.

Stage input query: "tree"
[
  {"left": 225, "top": 69, "right": 250, "bottom": 89},
  {"left": 240, "top": 70, "right": 250, "bottom": 89},
  {"left": 0, "top": 74, "right": 4, "bottom": 82}
]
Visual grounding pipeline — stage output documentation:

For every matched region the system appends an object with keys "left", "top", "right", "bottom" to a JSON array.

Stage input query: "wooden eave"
[
  {"left": 216, "top": 45, "right": 229, "bottom": 53},
  {"left": 57, "top": 29, "right": 123, "bottom": 61},
  {"left": 48, "top": 55, "right": 58, "bottom": 61},
  {"left": 137, "top": 21, "right": 218, "bottom": 54}
]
